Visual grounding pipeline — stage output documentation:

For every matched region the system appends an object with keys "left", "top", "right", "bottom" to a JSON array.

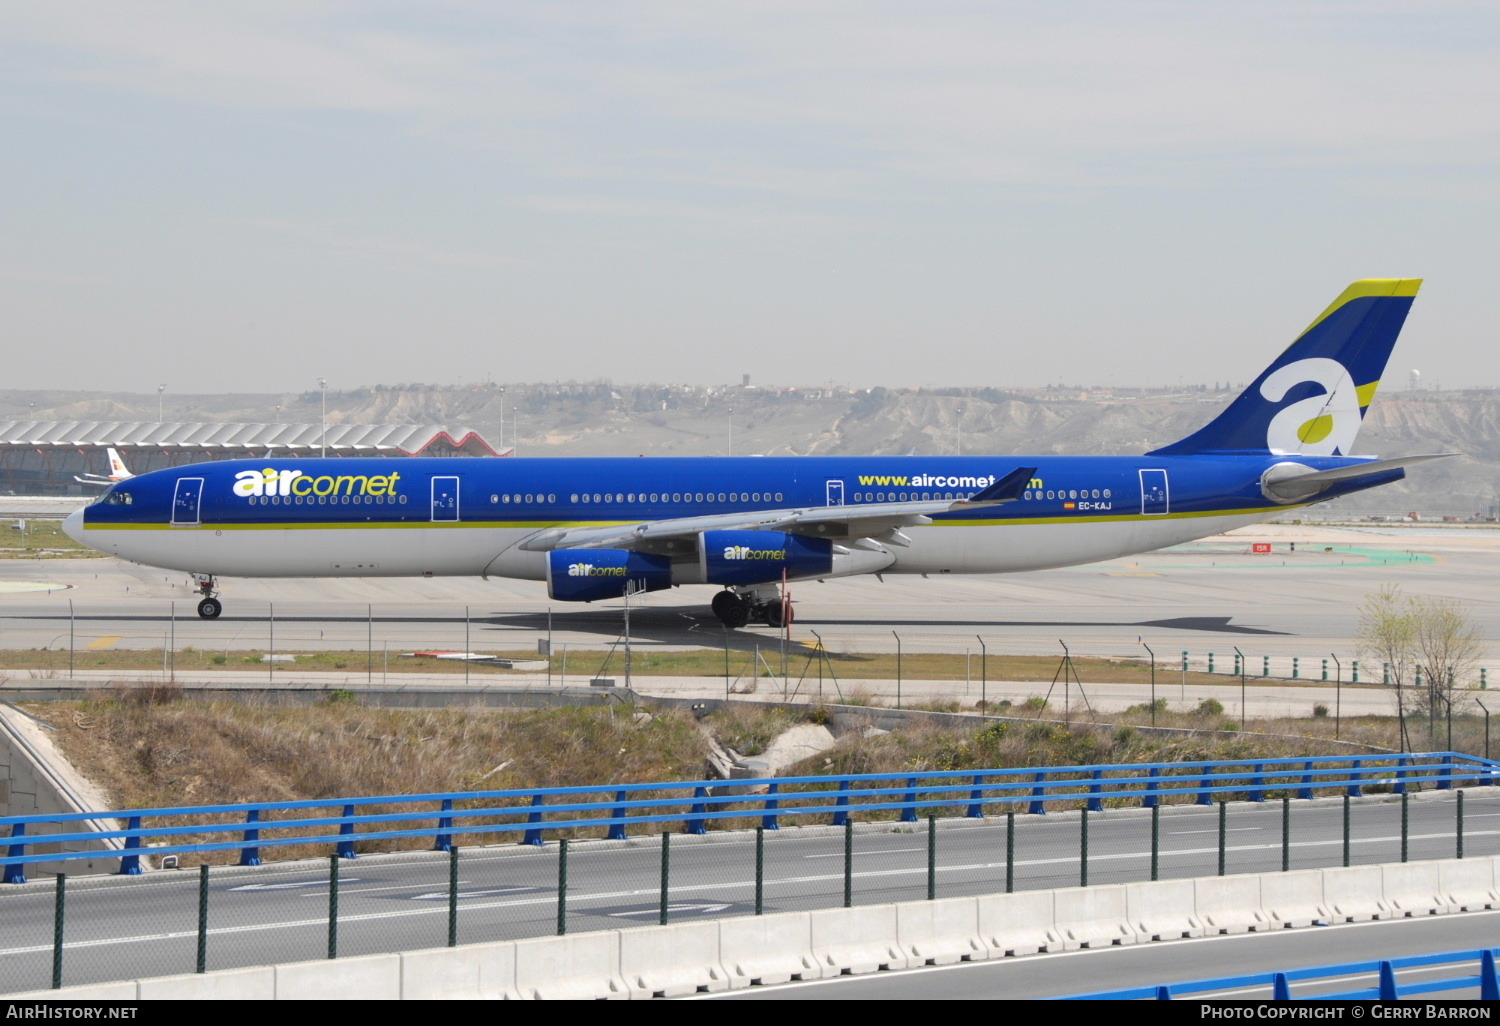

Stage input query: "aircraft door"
[
  {"left": 1139, "top": 469, "right": 1169, "bottom": 515},
  {"left": 431, "top": 476, "right": 460, "bottom": 522},
  {"left": 171, "top": 477, "right": 204, "bottom": 526},
  {"left": 826, "top": 479, "right": 845, "bottom": 506}
]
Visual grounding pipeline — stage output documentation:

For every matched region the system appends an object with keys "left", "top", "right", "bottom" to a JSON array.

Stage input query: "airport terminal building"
[{"left": 0, "top": 421, "right": 507, "bottom": 496}]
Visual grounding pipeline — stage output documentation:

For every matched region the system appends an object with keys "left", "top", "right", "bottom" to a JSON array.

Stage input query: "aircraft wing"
[{"left": 518, "top": 465, "right": 1037, "bottom": 553}]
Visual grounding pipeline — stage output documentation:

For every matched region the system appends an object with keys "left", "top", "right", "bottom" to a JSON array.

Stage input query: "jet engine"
[{"left": 546, "top": 549, "right": 672, "bottom": 602}]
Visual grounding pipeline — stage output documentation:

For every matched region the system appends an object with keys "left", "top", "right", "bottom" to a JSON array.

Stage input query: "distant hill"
[{"left": 1, "top": 383, "right": 1493, "bottom": 514}]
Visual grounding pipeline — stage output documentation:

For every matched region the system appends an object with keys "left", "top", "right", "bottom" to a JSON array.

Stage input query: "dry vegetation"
[{"left": 21, "top": 691, "right": 1487, "bottom": 862}]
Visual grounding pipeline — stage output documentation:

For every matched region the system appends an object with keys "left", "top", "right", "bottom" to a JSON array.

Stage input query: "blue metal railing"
[
  {"left": 3, "top": 751, "right": 1496, "bottom": 883},
  {"left": 1065, "top": 948, "right": 1500, "bottom": 1000}
]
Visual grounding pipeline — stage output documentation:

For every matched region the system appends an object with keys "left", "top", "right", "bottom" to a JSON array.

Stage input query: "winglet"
[{"left": 962, "top": 466, "right": 1037, "bottom": 505}]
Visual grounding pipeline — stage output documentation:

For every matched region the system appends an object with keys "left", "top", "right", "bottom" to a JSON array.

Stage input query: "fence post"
[
  {"left": 51, "top": 873, "right": 65, "bottom": 990},
  {"left": 1006, "top": 811, "right": 1015, "bottom": 893},
  {"left": 1378, "top": 962, "right": 1399, "bottom": 1001},
  {"left": 448, "top": 845, "right": 459, "bottom": 947},
  {"left": 1352, "top": 660, "right": 1360, "bottom": 684},
  {"left": 1208, "top": 652, "right": 1215, "bottom": 673},
  {"left": 927, "top": 815, "right": 936, "bottom": 900},
  {"left": 900, "top": 777, "right": 919, "bottom": 823},
  {"left": 608, "top": 790, "right": 629, "bottom": 841},
  {"left": 831, "top": 779, "right": 852, "bottom": 827},
  {"left": 686, "top": 786, "right": 709, "bottom": 836},
  {"left": 966, "top": 775, "right": 985, "bottom": 818},
  {"left": 754, "top": 827, "right": 764, "bottom": 915},
  {"left": 118, "top": 815, "right": 143, "bottom": 875},
  {"left": 1080, "top": 807, "right": 1089, "bottom": 887},
  {"left": 523, "top": 794, "right": 546, "bottom": 846},
  {"left": 843, "top": 819, "right": 853, "bottom": 908},
  {"left": 1292, "top": 656, "right": 1299, "bottom": 679},
  {"left": 1086, "top": 769, "right": 1104, "bottom": 813},
  {"left": 1481, "top": 950, "right": 1499, "bottom": 1002},
  {"left": 659, "top": 831, "right": 671, "bottom": 925},
  {"left": 5, "top": 823, "right": 27, "bottom": 885},
  {"left": 761, "top": 782, "right": 781, "bottom": 830},
  {"left": 1346, "top": 758, "right": 1365, "bottom": 798},
  {"left": 1281, "top": 797, "right": 1290, "bottom": 873},
  {"left": 556, "top": 838, "right": 568, "bottom": 935},
  {"left": 239, "top": 809, "right": 262, "bottom": 867},
  {"left": 1393, "top": 754, "right": 1408, "bottom": 795},
  {"left": 1249, "top": 763, "right": 1266, "bottom": 803},
  {"left": 1401, "top": 791, "right": 1409, "bottom": 862},
  {"left": 327, "top": 855, "right": 339, "bottom": 960},
  {"left": 1150, "top": 805, "right": 1159, "bottom": 881},
  {"left": 337, "top": 804, "right": 358, "bottom": 859},
  {"left": 1273, "top": 973, "right": 1292, "bottom": 1001},
  {"left": 1217, "top": 801, "right": 1227, "bottom": 876},
  {"left": 433, "top": 798, "right": 454, "bottom": 852},
  {"left": 1456, "top": 790, "right": 1465, "bottom": 860},
  {"left": 196, "top": 863, "right": 209, "bottom": 973},
  {"left": 1143, "top": 766, "right": 1160, "bottom": 809},
  {"left": 1437, "top": 750, "right": 1453, "bottom": 790},
  {"left": 1298, "top": 760, "right": 1315, "bottom": 800},
  {"left": 1350, "top": 792, "right": 1362, "bottom": 864},
  {"left": 1197, "top": 770, "right": 1214, "bottom": 806},
  {"left": 1028, "top": 772, "right": 1048, "bottom": 815},
  {"left": 1261, "top": 655, "right": 1269, "bottom": 677}
]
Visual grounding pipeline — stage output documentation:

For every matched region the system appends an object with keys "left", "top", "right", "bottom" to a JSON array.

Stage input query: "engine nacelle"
[
  {"left": 547, "top": 549, "right": 672, "bottom": 602},
  {"left": 701, "top": 530, "right": 833, "bottom": 585}
]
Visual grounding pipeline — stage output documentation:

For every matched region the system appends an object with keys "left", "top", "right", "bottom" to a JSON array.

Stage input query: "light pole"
[
  {"left": 1331, "top": 653, "right": 1342, "bottom": 739},
  {"left": 497, "top": 386, "right": 505, "bottom": 452},
  {"left": 318, "top": 378, "right": 327, "bottom": 458},
  {"left": 1142, "top": 641, "right": 1156, "bottom": 726},
  {"left": 157, "top": 384, "right": 165, "bottom": 423}
]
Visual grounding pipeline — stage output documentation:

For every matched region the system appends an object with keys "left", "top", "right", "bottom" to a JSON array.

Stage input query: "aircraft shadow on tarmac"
[{"left": 9, "top": 609, "right": 1289, "bottom": 662}]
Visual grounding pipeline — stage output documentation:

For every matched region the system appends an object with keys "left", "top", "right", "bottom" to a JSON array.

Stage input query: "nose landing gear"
[
  {"left": 711, "top": 588, "right": 793, "bottom": 630},
  {"left": 192, "top": 574, "right": 222, "bottom": 619}
]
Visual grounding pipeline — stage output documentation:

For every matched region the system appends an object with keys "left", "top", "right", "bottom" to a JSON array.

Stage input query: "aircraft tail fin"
[
  {"left": 1149, "top": 279, "right": 1421, "bottom": 456},
  {"left": 106, "top": 448, "right": 132, "bottom": 480}
]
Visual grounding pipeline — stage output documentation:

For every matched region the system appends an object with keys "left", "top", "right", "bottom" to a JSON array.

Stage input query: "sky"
[{"left": 1, "top": 2, "right": 1495, "bottom": 394}]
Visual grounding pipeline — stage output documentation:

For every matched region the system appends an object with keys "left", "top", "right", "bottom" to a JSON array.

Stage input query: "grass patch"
[{"left": 0, "top": 519, "right": 100, "bottom": 558}]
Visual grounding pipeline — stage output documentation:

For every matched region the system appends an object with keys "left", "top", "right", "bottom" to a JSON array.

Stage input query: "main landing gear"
[
  {"left": 192, "top": 574, "right": 222, "bottom": 619},
  {"left": 711, "top": 588, "right": 793, "bottom": 630}
]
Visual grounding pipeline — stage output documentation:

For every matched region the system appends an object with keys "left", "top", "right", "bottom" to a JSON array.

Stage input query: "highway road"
[{"left": 0, "top": 789, "right": 1494, "bottom": 995}]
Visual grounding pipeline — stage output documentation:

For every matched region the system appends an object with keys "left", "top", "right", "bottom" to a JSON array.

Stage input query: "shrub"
[
  {"left": 1196, "top": 698, "right": 1225, "bottom": 717},
  {"left": 1313, "top": 704, "right": 1329, "bottom": 718}
]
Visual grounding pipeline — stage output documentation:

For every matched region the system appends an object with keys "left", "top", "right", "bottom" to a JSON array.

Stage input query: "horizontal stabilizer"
[{"left": 1262, "top": 453, "right": 1458, "bottom": 500}]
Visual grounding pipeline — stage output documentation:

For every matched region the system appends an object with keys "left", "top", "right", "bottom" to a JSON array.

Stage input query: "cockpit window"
[{"left": 102, "top": 489, "right": 133, "bottom": 505}]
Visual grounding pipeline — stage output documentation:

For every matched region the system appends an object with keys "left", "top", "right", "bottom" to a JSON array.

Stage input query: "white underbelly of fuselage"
[{"left": 83, "top": 511, "right": 1274, "bottom": 583}]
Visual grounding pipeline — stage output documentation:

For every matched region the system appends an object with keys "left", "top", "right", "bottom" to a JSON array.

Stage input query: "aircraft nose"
[{"left": 62, "top": 507, "right": 85, "bottom": 545}]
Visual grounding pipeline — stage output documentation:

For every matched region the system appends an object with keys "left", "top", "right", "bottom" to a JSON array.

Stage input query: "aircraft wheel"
[
  {"left": 712, "top": 591, "right": 751, "bottom": 629},
  {"left": 197, "top": 597, "right": 223, "bottom": 619},
  {"left": 762, "top": 601, "right": 791, "bottom": 629}
]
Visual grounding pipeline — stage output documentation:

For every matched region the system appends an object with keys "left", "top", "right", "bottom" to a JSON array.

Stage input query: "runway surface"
[{"left": 1, "top": 524, "right": 1496, "bottom": 668}]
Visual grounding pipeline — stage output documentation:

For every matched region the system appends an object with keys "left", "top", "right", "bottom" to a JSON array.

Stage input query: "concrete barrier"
[
  {"left": 399, "top": 939, "right": 516, "bottom": 1000},
  {"left": 24, "top": 855, "right": 1500, "bottom": 1000},
  {"left": 1126, "top": 879, "right": 1202, "bottom": 940},
  {"left": 619, "top": 921, "right": 729, "bottom": 998},
  {"left": 1437, "top": 858, "right": 1499, "bottom": 912},
  {"left": 1322, "top": 865, "right": 1392, "bottom": 922},
  {"left": 512, "top": 932, "right": 627, "bottom": 1000},
  {"left": 977, "top": 890, "right": 1058, "bottom": 955},
  {"left": 276, "top": 953, "right": 402, "bottom": 1001},
  {"left": 137, "top": 967, "right": 276, "bottom": 1001},
  {"left": 896, "top": 897, "right": 986, "bottom": 965},
  {"left": 720, "top": 912, "right": 822, "bottom": 988},
  {"left": 809, "top": 905, "right": 909, "bottom": 975},
  {"left": 1195, "top": 876, "right": 1268, "bottom": 933},
  {"left": 1260, "top": 869, "right": 1328, "bottom": 928},
  {"left": 1382, "top": 861, "right": 1447, "bottom": 917},
  {"left": 1052, "top": 884, "right": 1136, "bottom": 949}
]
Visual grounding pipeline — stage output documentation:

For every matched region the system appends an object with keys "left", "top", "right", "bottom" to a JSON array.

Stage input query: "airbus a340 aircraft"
[{"left": 65, "top": 279, "right": 1449, "bottom": 626}]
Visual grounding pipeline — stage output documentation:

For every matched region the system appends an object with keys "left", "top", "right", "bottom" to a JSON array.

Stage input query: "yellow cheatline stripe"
[
  {"left": 1295, "top": 278, "right": 1422, "bottom": 340},
  {"left": 85, "top": 636, "right": 122, "bottom": 650}
]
